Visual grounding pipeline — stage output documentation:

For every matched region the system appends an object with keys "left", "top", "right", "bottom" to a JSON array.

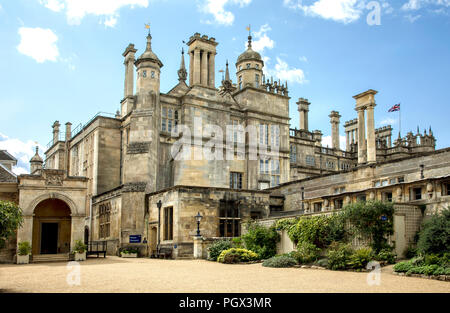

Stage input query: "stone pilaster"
[
  {"left": 357, "top": 108, "right": 366, "bottom": 164},
  {"left": 297, "top": 98, "right": 310, "bottom": 131},
  {"left": 208, "top": 52, "right": 215, "bottom": 87},
  {"left": 366, "top": 104, "right": 376, "bottom": 163},
  {"left": 201, "top": 51, "right": 208, "bottom": 86},
  {"left": 329, "top": 111, "right": 341, "bottom": 150},
  {"left": 193, "top": 49, "right": 201, "bottom": 85}
]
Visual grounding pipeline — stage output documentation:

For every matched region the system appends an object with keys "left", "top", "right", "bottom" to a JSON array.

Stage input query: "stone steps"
[{"left": 32, "top": 253, "right": 70, "bottom": 263}]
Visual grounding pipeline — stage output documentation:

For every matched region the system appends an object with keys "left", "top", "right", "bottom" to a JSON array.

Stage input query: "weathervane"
[{"left": 145, "top": 22, "right": 151, "bottom": 34}]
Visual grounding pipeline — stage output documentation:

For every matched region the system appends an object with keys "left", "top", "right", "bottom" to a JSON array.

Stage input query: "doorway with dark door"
[{"left": 40, "top": 223, "right": 58, "bottom": 254}]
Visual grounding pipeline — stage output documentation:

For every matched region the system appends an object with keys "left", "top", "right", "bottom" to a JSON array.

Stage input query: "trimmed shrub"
[
  {"left": 404, "top": 245, "right": 418, "bottom": 259},
  {"left": 217, "top": 248, "right": 259, "bottom": 264},
  {"left": 393, "top": 260, "right": 414, "bottom": 273},
  {"left": 315, "top": 258, "right": 328, "bottom": 268},
  {"left": 231, "top": 237, "right": 244, "bottom": 248},
  {"left": 73, "top": 240, "right": 87, "bottom": 253},
  {"left": 417, "top": 208, "right": 450, "bottom": 256},
  {"left": 294, "top": 242, "right": 320, "bottom": 264},
  {"left": 207, "top": 239, "right": 233, "bottom": 261},
  {"left": 241, "top": 222, "right": 279, "bottom": 259},
  {"left": 375, "top": 248, "right": 396, "bottom": 264},
  {"left": 348, "top": 247, "right": 374, "bottom": 269},
  {"left": 326, "top": 242, "right": 353, "bottom": 270},
  {"left": 262, "top": 255, "right": 297, "bottom": 268},
  {"left": 17, "top": 241, "right": 31, "bottom": 256}
]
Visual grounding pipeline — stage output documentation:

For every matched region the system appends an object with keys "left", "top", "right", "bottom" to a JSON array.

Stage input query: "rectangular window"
[
  {"left": 444, "top": 183, "right": 450, "bottom": 196},
  {"left": 270, "top": 159, "right": 280, "bottom": 187},
  {"left": 334, "top": 199, "right": 344, "bottom": 210},
  {"left": 290, "top": 145, "right": 297, "bottom": 163},
  {"left": 259, "top": 124, "right": 269, "bottom": 145},
  {"left": 270, "top": 125, "right": 280, "bottom": 147},
  {"left": 164, "top": 207, "right": 173, "bottom": 240},
  {"left": 230, "top": 172, "right": 243, "bottom": 189},
  {"left": 313, "top": 202, "right": 322, "bottom": 212},
  {"left": 219, "top": 201, "right": 240, "bottom": 238},
  {"left": 383, "top": 192, "right": 393, "bottom": 202},
  {"left": 255, "top": 74, "right": 260, "bottom": 88},
  {"left": 306, "top": 155, "right": 315, "bottom": 166},
  {"left": 357, "top": 194, "right": 366, "bottom": 202},
  {"left": 412, "top": 187, "right": 422, "bottom": 200},
  {"left": 259, "top": 158, "right": 269, "bottom": 174},
  {"left": 99, "top": 202, "right": 111, "bottom": 239},
  {"left": 161, "top": 106, "right": 178, "bottom": 133}
]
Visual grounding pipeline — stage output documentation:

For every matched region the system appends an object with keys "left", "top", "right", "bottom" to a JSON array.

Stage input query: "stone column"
[
  {"left": 193, "top": 49, "right": 201, "bottom": 85},
  {"left": 126, "top": 59, "right": 134, "bottom": 96},
  {"left": 17, "top": 215, "right": 33, "bottom": 249},
  {"left": 366, "top": 104, "right": 376, "bottom": 163},
  {"left": 70, "top": 215, "right": 85, "bottom": 251},
  {"left": 193, "top": 236, "right": 204, "bottom": 259},
  {"left": 52, "top": 121, "right": 60, "bottom": 143},
  {"left": 388, "top": 135, "right": 392, "bottom": 148},
  {"left": 208, "top": 52, "right": 215, "bottom": 87},
  {"left": 329, "top": 111, "right": 341, "bottom": 150},
  {"left": 189, "top": 51, "right": 194, "bottom": 86},
  {"left": 346, "top": 131, "right": 350, "bottom": 152},
  {"left": 357, "top": 108, "right": 366, "bottom": 164},
  {"left": 124, "top": 60, "right": 129, "bottom": 97},
  {"left": 201, "top": 50, "right": 208, "bottom": 86},
  {"left": 297, "top": 98, "right": 310, "bottom": 131}
]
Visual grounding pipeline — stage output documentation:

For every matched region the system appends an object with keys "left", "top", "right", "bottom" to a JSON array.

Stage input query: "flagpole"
[{"left": 399, "top": 104, "right": 401, "bottom": 136}]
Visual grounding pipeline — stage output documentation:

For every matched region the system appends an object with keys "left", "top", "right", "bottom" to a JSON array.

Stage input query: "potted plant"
[
  {"left": 120, "top": 247, "right": 138, "bottom": 258},
  {"left": 17, "top": 241, "right": 31, "bottom": 264},
  {"left": 73, "top": 240, "right": 87, "bottom": 261}
]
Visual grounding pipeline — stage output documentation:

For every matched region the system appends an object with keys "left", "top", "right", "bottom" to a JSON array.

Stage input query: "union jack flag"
[{"left": 388, "top": 103, "right": 400, "bottom": 112}]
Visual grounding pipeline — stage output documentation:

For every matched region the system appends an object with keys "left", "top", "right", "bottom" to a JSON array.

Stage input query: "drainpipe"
[{"left": 89, "top": 197, "right": 92, "bottom": 242}]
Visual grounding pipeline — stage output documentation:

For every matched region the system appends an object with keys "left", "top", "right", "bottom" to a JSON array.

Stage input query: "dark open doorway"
[{"left": 41, "top": 223, "right": 58, "bottom": 254}]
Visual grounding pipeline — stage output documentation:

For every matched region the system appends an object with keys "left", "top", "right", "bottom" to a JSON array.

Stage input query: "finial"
[
  {"left": 246, "top": 25, "right": 252, "bottom": 49},
  {"left": 145, "top": 22, "right": 151, "bottom": 35},
  {"left": 178, "top": 47, "right": 187, "bottom": 82},
  {"left": 225, "top": 60, "right": 230, "bottom": 81},
  {"left": 417, "top": 126, "right": 420, "bottom": 135}
]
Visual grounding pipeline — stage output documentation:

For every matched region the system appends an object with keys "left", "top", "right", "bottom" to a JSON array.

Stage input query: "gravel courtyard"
[{"left": 0, "top": 257, "right": 448, "bottom": 293}]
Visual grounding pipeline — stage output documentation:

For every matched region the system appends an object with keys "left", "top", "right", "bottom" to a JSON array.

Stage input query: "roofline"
[{"left": 0, "top": 150, "right": 17, "bottom": 163}]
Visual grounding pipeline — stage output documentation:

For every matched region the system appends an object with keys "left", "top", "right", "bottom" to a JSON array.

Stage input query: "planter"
[
  {"left": 74, "top": 251, "right": 86, "bottom": 261},
  {"left": 17, "top": 254, "right": 29, "bottom": 264},
  {"left": 121, "top": 252, "right": 137, "bottom": 258}
]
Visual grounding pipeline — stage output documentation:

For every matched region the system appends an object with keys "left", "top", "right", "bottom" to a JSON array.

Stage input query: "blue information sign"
[{"left": 129, "top": 235, "right": 142, "bottom": 243}]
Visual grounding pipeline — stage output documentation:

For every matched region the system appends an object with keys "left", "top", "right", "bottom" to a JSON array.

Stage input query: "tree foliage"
[
  {"left": 0, "top": 201, "right": 23, "bottom": 249},
  {"left": 241, "top": 222, "right": 280, "bottom": 259},
  {"left": 417, "top": 208, "right": 450, "bottom": 255}
]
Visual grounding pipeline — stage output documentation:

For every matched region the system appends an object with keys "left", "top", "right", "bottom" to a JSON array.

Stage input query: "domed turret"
[
  {"left": 135, "top": 31, "right": 163, "bottom": 95},
  {"left": 30, "top": 146, "right": 43, "bottom": 175},
  {"left": 236, "top": 31, "right": 264, "bottom": 90}
]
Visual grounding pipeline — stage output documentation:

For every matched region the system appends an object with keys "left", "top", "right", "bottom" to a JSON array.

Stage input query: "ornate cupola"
[
  {"left": 235, "top": 30, "right": 264, "bottom": 90},
  {"left": 178, "top": 48, "right": 187, "bottom": 82},
  {"left": 135, "top": 31, "right": 163, "bottom": 95},
  {"left": 30, "top": 146, "right": 43, "bottom": 175}
]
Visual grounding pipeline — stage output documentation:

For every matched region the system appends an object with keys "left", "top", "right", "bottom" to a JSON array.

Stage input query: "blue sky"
[{"left": 0, "top": 0, "right": 449, "bottom": 174}]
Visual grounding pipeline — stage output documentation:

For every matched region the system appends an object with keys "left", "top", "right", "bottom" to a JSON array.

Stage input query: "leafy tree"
[
  {"left": 417, "top": 208, "right": 450, "bottom": 255},
  {"left": 342, "top": 201, "right": 394, "bottom": 253},
  {"left": 0, "top": 201, "right": 23, "bottom": 249}
]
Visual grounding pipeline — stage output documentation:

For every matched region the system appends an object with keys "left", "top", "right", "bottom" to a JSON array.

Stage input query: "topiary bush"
[
  {"left": 294, "top": 241, "right": 320, "bottom": 264},
  {"left": 348, "top": 247, "right": 374, "bottom": 269},
  {"left": 217, "top": 248, "right": 259, "bottom": 264},
  {"left": 262, "top": 255, "right": 297, "bottom": 268},
  {"left": 207, "top": 239, "right": 233, "bottom": 261},
  {"left": 17, "top": 241, "right": 31, "bottom": 256},
  {"left": 326, "top": 242, "right": 353, "bottom": 270},
  {"left": 241, "top": 222, "right": 279, "bottom": 259},
  {"left": 417, "top": 208, "right": 450, "bottom": 256}
]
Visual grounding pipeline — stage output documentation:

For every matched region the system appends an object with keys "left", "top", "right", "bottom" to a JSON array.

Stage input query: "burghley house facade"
[{"left": 1, "top": 29, "right": 449, "bottom": 262}]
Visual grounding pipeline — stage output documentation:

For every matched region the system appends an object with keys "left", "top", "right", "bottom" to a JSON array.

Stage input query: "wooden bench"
[
  {"left": 87, "top": 241, "right": 107, "bottom": 258},
  {"left": 158, "top": 247, "right": 173, "bottom": 259}
]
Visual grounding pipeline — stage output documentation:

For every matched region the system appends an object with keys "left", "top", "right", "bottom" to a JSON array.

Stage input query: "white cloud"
[
  {"left": 266, "top": 57, "right": 307, "bottom": 85},
  {"left": 405, "top": 14, "right": 422, "bottom": 22},
  {"left": 200, "top": 0, "right": 252, "bottom": 26},
  {"left": 379, "top": 117, "right": 397, "bottom": 126},
  {"left": 322, "top": 135, "right": 347, "bottom": 150},
  {"left": 0, "top": 133, "right": 45, "bottom": 175},
  {"left": 402, "top": 0, "right": 450, "bottom": 11},
  {"left": 251, "top": 24, "right": 275, "bottom": 54},
  {"left": 17, "top": 27, "right": 59, "bottom": 63},
  {"left": 299, "top": 56, "right": 308, "bottom": 62},
  {"left": 284, "top": 0, "right": 365, "bottom": 24},
  {"left": 38, "top": 0, "right": 149, "bottom": 27}
]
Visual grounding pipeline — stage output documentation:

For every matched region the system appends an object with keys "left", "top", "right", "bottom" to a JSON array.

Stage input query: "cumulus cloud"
[
  {"left": 322, "top": 135, "right": 347, "bottom": 150},
  {"left": 17, "top": 27, "right": 59, "bottom": 63},
  {"left": 266, "top": 57, "right": 307, "bottom": 85},
  {"left": 250, "top": 24, "right": 275, "bottom": 54},
  {"left": 200, "top": 0, "right": 252, "bottom": 26},
  {"left": 0, "top": 133, "right": 45, "bottom": 175},
  {"left": 405, "top": 14, "right": 422, "bottom": 22},
  {"left": 38, "top": 0, "right": 149, "bottom": 27},
  {"left": 378, "top": 117, "right": 397, "bottom": 126}
]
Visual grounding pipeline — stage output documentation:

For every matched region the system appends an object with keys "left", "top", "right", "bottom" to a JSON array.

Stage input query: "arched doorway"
[{"left": 32, "top": 199, "right": 71, "bottom": 255}]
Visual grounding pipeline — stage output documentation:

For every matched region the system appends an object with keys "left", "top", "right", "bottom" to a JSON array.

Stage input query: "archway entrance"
[{"left": 32, "top": 199, "right": 71, "bottom": 255}]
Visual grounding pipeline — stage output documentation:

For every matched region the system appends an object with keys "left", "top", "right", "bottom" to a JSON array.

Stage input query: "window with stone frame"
[
  {"left": 383, "top": 191, "right": 393, "bottom": 202},
  {"left": 230, "top": 119, "right": 243, "bottom": 144},
  {"left": 306, "top": 155, "right": 315, "bottom": 166},
  {"left": 259, "top": 124, "right": 269, "bottom": 146},
  {"left": 270, "top": 159, "right": 280, "bottom": 187},
  {"left": 313, "top": 202, "right": 322, "bottom": 212},
  {"left": 239, "top": 76, "right": 242, "bottom": 90},
  {"left": 270, "top": 125, "right": 280, "bottom": 148},
  {"left": 230, "top": 172, "right": 243, "bottom": 189},
  {"left": 443, "top": 182, "right": 450, "bottom": 196},
  {"left": 161, "top": 106, "right": 179, "bottom": 133},
  {"left": 260, "top": 158, "right": 269, "bottom": 174},
  {"left": 164, "top": 206, "right": 173, "bottom": 240},
  {"left": 411, "top": 187, "right": 422, "bottom": 200},
  {"left": 290, "top": 145, "right": 297, "bottom": 163},
  {"left": 326, "top": 160, "right": 335, "bottom": 169},
  {"left": 357, "top": 194, "right": 367, "bottom": 202},
  {"left": 219, "top": 200, "right": 240, "bottom": 238},
  {"left": 99, "top": 202, "right": 111, "bottom": 239},
  {"left": 334, "top": 198, "right": 344, "bottom": 210},
  {"left": 255, "top": 74, "right": 260, "bottom": 88}
]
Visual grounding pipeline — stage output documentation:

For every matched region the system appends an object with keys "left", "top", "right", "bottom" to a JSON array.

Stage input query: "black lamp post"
[
  {"left": 195, "top": 212, "right": 203, "bottom": 237},
  {"left": 301, "top": 186, "right": 305, "bottom": 213},
  {"left": 157, "top": 200, "right": 162, "bottom": 255}
]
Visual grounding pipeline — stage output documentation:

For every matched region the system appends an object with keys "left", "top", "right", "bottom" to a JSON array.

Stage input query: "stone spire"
[
  {"left": 178, "top": 48, "right": 187, "bottom": 82},
  {"left": 30, "top": 146, "right": 43, "bottom": 175},
  {"left": 225, "top": 60, "right": 230, "bottom": 82}
]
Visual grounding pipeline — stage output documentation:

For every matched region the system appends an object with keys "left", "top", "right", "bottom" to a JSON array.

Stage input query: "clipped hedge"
[
  {"left": 294, "top": 241, "right": 321, "bottom": 264},
  {"left": 207, "top": 239, "right": 233, "bottom": 261},
  {"left": 217, "top": 248, "right": 259, "bottom": 264}
]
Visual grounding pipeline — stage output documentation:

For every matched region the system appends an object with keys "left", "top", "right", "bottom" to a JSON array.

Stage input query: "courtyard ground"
[{"left": 0, "top": 256, "right": 448, "bottom": 293}]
